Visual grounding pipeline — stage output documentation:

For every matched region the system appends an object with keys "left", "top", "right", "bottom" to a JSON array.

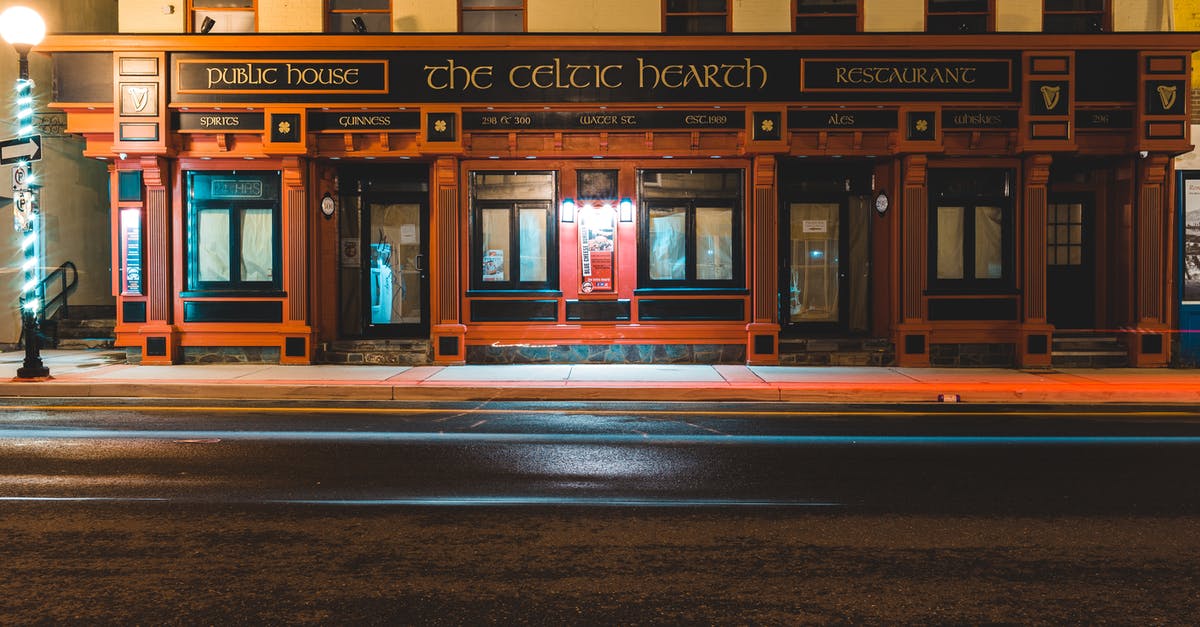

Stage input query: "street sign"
[
  {"left": 12, "top": 162, "right": 29, "bottom": 190},
  {"left": 0, "top": 135, "right": 42, "bottom": 165}
]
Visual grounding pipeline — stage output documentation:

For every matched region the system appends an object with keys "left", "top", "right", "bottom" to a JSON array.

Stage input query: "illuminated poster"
[
  {"left": 120, "top": 208, "right": 143, "bottom": 295},
  {"left": 579, "top": 207, "right": 615, "bottom": 293},
  {"left": 1185, "top": 179, "right": 1200, "bottom": 302}
]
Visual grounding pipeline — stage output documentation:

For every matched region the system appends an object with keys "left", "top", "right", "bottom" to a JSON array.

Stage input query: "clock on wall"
[
  {"left": 320, "top": 192, "right": 336, "bottom": 219},
  {"left": 874, "top": 190, "right": 889, "bottom": 215}
]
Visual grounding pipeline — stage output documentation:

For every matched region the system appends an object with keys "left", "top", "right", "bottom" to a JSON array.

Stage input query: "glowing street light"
[{"left": 2, "top": 5, "right": 49, "bottom": 379}]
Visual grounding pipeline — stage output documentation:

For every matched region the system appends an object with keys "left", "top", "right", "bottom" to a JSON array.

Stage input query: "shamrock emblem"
[
  {"left": 915, "top": 119, "right": 929, "bottom": 132},
  {"left": 434, "top": 119, "right": 448, "bottom": 132},
  {"left": 760, "top": 119, "right": 774, "bottom": 132},
  {"left": 277, "top": 120, "right": 292, "bottom": 135}
]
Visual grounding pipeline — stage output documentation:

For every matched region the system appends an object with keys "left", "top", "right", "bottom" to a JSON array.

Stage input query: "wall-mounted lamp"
[
  {"left": 351, "top": 16, "right": 367, "bottom": 33},
  {"left": 199, "top": 16, "right": 216, "bottom": 33},
  {"left": 560, "top": 198, "right": 575, "bottom": 223},
  {"left": 619, "top": 198, "right": 633, "bottom": 222}
]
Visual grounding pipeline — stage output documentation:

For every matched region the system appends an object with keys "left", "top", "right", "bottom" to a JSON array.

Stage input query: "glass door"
[
  {"left": 365, "top": 200, "right": 426, "bottom": 334},
  {"left": 787, "top": 202, "right": 842, "bottom": 324},
  {"left": 338, "top": 169, "right": 429, "bottom": 339}
]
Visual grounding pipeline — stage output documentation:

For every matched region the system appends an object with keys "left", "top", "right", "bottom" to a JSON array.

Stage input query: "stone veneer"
[{"left": 466, "top": 343, "right": 746, "bottom": 364}]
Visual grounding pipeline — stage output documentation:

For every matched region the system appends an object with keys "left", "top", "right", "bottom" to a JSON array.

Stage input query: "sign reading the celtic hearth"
[{"left": 171, "top": 52, "right": 1018, "bottom": 104}]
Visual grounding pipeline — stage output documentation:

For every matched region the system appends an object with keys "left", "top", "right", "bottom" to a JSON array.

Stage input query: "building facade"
[{"left": 31, "top": 1, "right": 1200, "bottom": 367}]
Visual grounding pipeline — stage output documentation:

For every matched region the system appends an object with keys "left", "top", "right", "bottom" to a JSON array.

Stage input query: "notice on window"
[
  {"left": 802, "top": 220, "right": 828, "bottom": 233},
  {"left": 400, "top": 223, "right": 418, "bottom": 245},
  {"left": 341, "top": 237, "right": 361, "bottom": 268},
  {"left": 579, "top": 207, "right": 615, "bottom": 293},
  {"left": 483, "top": 249, "right": 505, "bottom": 282}
]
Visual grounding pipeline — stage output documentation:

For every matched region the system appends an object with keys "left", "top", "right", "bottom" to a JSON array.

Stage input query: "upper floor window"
[
  {"left": 326, "top": 0, "right": 392, "bottom": 33},
  {"left": 926, "top": 0, "right": 993, "bottom": 34},
  {"left": 664, "top": 0, "right": 729, "bottom": 34},
  {"left": 460, "top": 0, "right": 526, "bottom": 33},
  {"left": 638, "top": 170, "right": 744, "bottom": 289},
  {"left": 188, "top": 0, "right": 257, "bottom": 33},
  {"left": 1043, "top": 0, "right": 1108, "bottom": 33},
  {"left": 794, "top": 0, "right": 861, "bottom": 34}
]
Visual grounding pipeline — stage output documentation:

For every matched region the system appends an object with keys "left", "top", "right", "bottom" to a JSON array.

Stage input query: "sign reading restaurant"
[{"left": 172, "top": 52, "right": 1016, "bottom": 104}]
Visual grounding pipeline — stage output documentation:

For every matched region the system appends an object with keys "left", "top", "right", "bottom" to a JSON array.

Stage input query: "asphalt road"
[{"left": 2, "top": 400, "right": 1200, "bottom": 623}]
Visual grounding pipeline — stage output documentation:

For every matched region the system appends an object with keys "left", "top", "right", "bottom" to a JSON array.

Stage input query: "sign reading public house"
[{"left": 172, "top": 52, "right": 1018, "bottom": 104}]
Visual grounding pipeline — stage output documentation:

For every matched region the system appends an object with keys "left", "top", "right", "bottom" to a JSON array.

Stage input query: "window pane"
[
  {"left": 667, "top": 0, "right": 727, "bottom": 12},
  {"left": 974, "top": 205, "right": 1003, "bottom": 279},
  {"left": 796, "top": 0, "right": 857, "bottom": 14},
  {"left": 462, "top": 10, "right": 523, "bottom": 32},
  {"left": 518, "top": 204, "right": 548, "bottom": 283},
  {"left": 481, "top": 207, "right": 510, "bottom": 282},
  {"left": 936, "top": 206, "right": 964, "bottom": 279},
  {"left": 473, "top": 172, "right": 554, "bottom": 200},
  {"left": 198, "top": 209, "right": 231, "bottom": 282},
  {"left": 1045, "top": 0, "right": 1104, "bottom": 10},
  {"left": 649, "top": 207, "right": 687, "bottom": 280},
  {"left": 240, "top": 208, "right": 273, "bottom": 282},
  {"left": 329, "top": 0, "right": 390, "bottom": 9},
  {"left": 928, "top": 0, "right": 988, "bottom": 10},
  {"left": 193, "top": 0, "right": 253, "bottom": 7},
  {"left": 463, "top": 0, "right": 521, "bottom": 6},
  {"left": 328, "top": 13, "right": 391, "bottom": 32},
  {"left": 193, "top": 10, "right": 256, "bottom": 33},
  {"left": 789, "top": 202, "right": 839, "bottom": 322},
  {"left": 696, "top": 206, "right": 733, "bottom": 280},
  {"left": 665, "top": 15, "right": 727, "bottom": 33}
]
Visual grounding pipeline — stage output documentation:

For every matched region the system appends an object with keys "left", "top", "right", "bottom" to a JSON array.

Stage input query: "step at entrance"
[
  {"left": 319, "top": 339, "right": 431, "bottom": 366},
  {"left": 1051, "top": 333, "right": 1128, "bottom": 368}
]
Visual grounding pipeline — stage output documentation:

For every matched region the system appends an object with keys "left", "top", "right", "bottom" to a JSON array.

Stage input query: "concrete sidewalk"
[{"left": 1, "top": 349, "right": 1199, "bottom": 404}]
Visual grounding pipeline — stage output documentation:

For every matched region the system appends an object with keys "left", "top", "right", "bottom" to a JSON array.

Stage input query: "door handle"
[{"left": 415, "top": 254, "right": 425, "bottom": 273}]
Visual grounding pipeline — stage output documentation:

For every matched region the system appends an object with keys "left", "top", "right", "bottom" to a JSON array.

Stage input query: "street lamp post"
[{"left": 1, "top": 6, "right": 48, "bottom": 379}]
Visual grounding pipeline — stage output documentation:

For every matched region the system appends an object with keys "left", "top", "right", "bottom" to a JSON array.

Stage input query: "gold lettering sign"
[{"left": 177, "top": 59, "right": 388, "bottom": 94}]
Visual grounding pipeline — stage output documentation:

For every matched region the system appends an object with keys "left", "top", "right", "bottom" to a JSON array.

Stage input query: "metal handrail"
[
  {"left": 19, "top": 261, "right": 78, "bottom": 349},
  {"left": 42, "top": 260, "right": 78, "bottom": 323}
]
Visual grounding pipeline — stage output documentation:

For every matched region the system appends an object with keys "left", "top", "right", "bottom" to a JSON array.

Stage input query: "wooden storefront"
[{"left": 40, "top": 33, "right": 1198, "bottom": 367}]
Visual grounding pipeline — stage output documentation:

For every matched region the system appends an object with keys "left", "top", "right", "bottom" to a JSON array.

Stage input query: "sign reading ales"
[{"left": 172, "top": 52, "right": 1017, "bottom": 104}]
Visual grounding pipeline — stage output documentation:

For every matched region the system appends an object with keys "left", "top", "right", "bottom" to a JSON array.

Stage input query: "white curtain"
[
  {"left": 936, "top": 206, "right": 964, "bottom": 279},
  {"left": 974, "top": 205, "right": 1003, "bottom": 279},
  {"left": 649, "top": 209, "right": 686, "bottom": 280},
  {"left": 198, "top": 209, "right": 230, "bottom": 282},
  {"left": 240, "top": 208, "right": 273, "bottom": 282},
  {"left": 696, "top": 207, "right": 733, "bottom": 280}
]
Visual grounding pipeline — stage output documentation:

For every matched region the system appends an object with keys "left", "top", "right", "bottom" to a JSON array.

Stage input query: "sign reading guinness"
[
  {"left": 308, "top": 111, "right": 421, "bottom": 131},
  {"left": 171, "top": 52, "right": 1019, "bottom": 105}
]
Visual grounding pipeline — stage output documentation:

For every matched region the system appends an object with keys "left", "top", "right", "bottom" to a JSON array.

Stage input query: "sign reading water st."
[
  {"left": 0, "top": 134, "right": 41, "bottom": 165},
  {"left": 171, "top": 52, "right": 1018, "bottom": 104}
]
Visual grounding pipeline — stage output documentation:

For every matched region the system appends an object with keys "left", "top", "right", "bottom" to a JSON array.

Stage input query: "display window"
[
  {"left": 469, "top": 171, "right": 558, "bottom": 291},
  {"left": 637, "top": 169, "right": 743, "bottom": 290},
  {"left": 184, "top": 170, "right": 282, "bottom": 294},
  {"left": 927, "top": 168, "right": 1014, "bottom": 292}
]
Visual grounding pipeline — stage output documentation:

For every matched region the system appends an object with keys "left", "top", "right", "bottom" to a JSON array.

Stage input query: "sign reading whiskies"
[{"left": 171, "top": 51, "right": 1019, "bottom": 105}]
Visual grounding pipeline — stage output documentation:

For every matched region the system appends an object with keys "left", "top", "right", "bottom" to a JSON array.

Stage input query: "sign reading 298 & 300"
[{"left": 172, "top": 51, "right": 1014, "bottom": 104}]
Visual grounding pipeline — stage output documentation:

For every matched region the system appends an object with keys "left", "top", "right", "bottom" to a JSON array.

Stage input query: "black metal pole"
[{"left": 14, "top": 47, "right": 48, "bottom": 380}]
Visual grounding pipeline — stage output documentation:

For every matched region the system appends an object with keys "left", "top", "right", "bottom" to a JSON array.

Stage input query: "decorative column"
[
  {"left": 896, "top": 154, "right": 931, "bottom": 367},
  {"left": 431, "top": 156, "right": 466, "bottom": 364},
  {"left": 279, "top": 157, "right": 313, "bottom": 364},
  {"left": 1019, "top": 154, "right": 1054, "bottom": 368},
  {"left": 746, "top": 154, "right": 780, "bottom": 365},
  {"left": 1129, "top": 154, "right": 1172, "bottom": 366},
  {"left": 138, "top": 155, "right": 178, "bottom": 364}
]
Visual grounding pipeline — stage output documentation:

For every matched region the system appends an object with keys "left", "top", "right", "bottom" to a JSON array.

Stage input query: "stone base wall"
[
  {"left": 778, "top": 338, "right": 895, "bottom": 366},
  {"left": 467, "top": 343, "right": 746, "bottom": 364},
  {"left": 930, "top": 343, "right": 1015, "bottom": 368},
  {"left": 183, "top": 346, "right": 281, "bottom": 364}
]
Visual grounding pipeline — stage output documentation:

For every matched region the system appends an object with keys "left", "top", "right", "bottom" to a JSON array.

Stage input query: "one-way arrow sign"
[{"left": 0, "top": 135, "right": 42, "bottom": 165}]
